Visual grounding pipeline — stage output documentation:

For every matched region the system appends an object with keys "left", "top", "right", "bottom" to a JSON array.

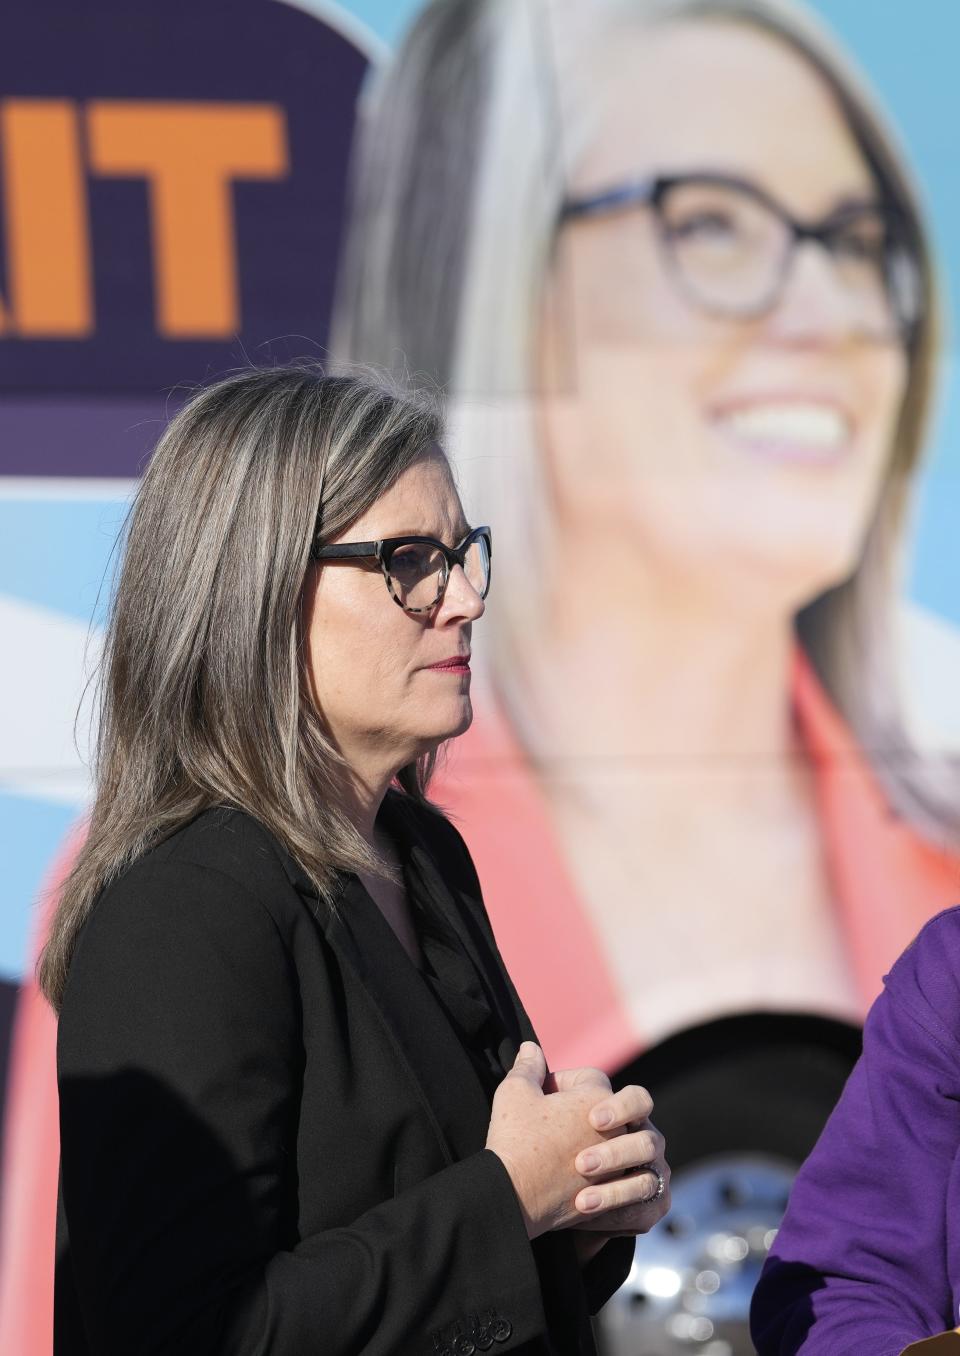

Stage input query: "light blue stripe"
[
  {"left": 0, "top": 793, "right": 78, "bottom": 983},
  {"left": 0, "top": 500, "right": 127, "bottom": 627},
  {"left": 336, "top": 0, "right": 419, "bottom": 47}
]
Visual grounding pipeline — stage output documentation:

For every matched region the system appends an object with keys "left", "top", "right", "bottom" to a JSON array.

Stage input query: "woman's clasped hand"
[{"left": 486, "top": 1041, "right": 670, "bottom": 1240}]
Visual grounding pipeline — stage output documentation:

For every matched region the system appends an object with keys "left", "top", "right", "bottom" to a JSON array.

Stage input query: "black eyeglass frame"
[
  {"left": 559, "top": 170, "right": 922, "bottom": 340},
  {"left": 311, "top": 525, "right": 493, "bottom": 614}
]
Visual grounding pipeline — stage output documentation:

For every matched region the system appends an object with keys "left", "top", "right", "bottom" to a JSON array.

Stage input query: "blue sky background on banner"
[{"left": 2, "top": 0, "right": 959, "bottom": 983}]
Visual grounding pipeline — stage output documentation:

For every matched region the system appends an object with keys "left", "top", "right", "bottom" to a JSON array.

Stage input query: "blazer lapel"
[
  {"left": 292, "top": 868, "right": 496, "bottom": 1168},
  {"left": 398, "top": 814, "right": 538, "bottom": 1065}
]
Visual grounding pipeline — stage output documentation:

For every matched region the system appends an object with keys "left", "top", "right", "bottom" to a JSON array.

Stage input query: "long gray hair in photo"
[
  {"left": 39, "top": 366, "right": 443, "bottom": 1012},
  {"left": 332, "top": 0, "right": 960, "bottom": 851}
]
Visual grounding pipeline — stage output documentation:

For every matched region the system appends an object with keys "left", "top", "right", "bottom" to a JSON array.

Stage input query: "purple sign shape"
[{"left": 0, "top": 0, "right": 368, "bottom": 475}]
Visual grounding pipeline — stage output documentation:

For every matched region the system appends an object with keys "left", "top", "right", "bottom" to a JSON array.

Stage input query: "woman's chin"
[
  {"left": 739, "top": 529, "right": 866, "bottom": 607},
  {"left": 410, "top": 698, "right": 475, "bottom": 755},
  {"left": 439, "top": 697, "right": 475, "bottom": 741},
  {"left": 698, "top": 544, "right": 862, "bottom": 615},
  {"left": 644, "top": 502, "right": 871, "bottom": 611}
]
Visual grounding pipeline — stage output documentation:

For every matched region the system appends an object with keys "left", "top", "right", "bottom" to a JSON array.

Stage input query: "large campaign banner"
[{"left": 2, "top": 2, "right": 960, "bottom": 1351}]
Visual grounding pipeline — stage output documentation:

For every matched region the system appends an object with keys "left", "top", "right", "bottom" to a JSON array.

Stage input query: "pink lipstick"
[{"left": 426, "top": 655, "right": 471, "bottom": 673}]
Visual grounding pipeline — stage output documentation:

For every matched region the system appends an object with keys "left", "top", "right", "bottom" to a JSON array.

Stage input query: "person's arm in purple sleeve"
[{"left": 750, "top": 907, "right": 960, "bottom": 1356}]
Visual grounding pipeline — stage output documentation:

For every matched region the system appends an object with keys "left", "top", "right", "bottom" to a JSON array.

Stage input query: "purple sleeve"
[{"left": 750, "top": 907, "right": 960, "bottom": 1355}]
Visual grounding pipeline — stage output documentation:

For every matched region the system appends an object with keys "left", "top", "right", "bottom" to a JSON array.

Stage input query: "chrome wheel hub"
[{"left": 597, "top": 1155, "right": 796, "bottom": 1356}]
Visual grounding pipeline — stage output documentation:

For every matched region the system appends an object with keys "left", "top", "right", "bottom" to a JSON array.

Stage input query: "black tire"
[
  {"left": 613, "top": 1014, "right": 861, "bottom": 1171},
  {"left": 646, "top": 1043, "right": 857, "bottom": 1172}
]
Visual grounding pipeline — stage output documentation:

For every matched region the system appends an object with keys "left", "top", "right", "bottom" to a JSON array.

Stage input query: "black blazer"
[{"left": 54, "top": 793, "right": 633, "bottom": 1355}]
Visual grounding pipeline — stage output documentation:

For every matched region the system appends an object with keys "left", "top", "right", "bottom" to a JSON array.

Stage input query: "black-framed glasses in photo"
[{"left": 560, "top": 170, "right": 922, "bottom": 342}]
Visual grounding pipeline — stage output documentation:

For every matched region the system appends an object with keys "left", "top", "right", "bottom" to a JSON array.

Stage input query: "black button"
[
  {"left": 468, "top": 1312, "right": 493, "bottom": 1350},
  {"left": 491, "top": 1318, "right": 512, "bottom": 1342},
  {"left": 454, "top": 1340, "right": 475, "bottom": 1356}
]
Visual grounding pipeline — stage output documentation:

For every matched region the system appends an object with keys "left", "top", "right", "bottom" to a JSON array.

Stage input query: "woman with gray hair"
[{"left": 40, "top": 365, "right": 669, "bottom": 1355}]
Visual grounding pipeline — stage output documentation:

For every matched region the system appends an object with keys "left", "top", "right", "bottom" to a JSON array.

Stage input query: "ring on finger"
[{"left": 634, "top": 1163, "right": 665, "bottom": 1203}]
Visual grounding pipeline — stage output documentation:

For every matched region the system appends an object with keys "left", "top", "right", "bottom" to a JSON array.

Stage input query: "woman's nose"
[
  {"left": 764, "top": 238, "right": 856, "bottom": 345},
  {"left": 439, "top": 564, "right": 486, "bottom": 623}
]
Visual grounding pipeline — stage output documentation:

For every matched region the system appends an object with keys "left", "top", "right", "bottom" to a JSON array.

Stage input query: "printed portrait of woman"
[{"left": 332, "top": 0, "right": 960, "bottom": 1333}]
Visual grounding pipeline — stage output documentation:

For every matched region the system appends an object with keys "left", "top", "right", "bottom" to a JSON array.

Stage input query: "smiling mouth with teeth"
[{"left": 711, "top": 402, "right": 854, "bottom": 463}]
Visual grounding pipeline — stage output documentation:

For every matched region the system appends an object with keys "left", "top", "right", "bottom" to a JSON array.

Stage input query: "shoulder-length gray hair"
[
  {"left": 39, "top": 366, "right": 443, "bottom": 1012},
  {"left": 332, "top": 0, "right": 960, "bottom": 849}
]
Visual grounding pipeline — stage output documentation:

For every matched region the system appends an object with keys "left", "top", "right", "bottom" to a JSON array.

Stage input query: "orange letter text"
[
  {"left": 0, "top": 100, "right": 93, "bottom": 337},
  {"left": 87, "top": 101, "right": 288, "bottom": 337}
]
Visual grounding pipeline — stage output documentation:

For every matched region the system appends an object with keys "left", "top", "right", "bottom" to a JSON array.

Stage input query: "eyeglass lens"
[
  {"left": 657, "top": 180, "right": 915, "bottom": 337},
  {"left": 387, "top": 537, "right": 490, "bottom": 611}
]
